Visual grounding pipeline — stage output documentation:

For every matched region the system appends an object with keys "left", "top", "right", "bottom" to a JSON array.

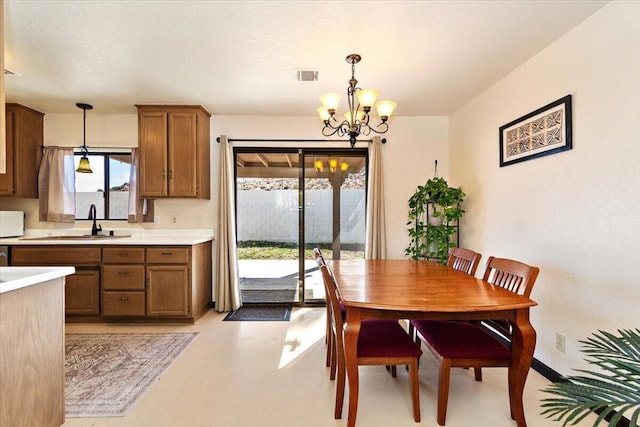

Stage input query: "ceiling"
[{"left": 4, "top": 1, "right": 608, "bottom": 116}]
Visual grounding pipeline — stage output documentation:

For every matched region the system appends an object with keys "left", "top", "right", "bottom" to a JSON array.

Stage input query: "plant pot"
[{"left": 428, "top": 205, "right": 445, "bottom": 226}]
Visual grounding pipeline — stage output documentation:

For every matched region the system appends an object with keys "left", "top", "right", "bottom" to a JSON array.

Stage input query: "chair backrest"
[
  {"left": 447, "top": 247, "right": 482, "bottom": 276},
  {"left": 481, "top": 256, "right": 540, "bottom": 297},
  {"left": 316, "top": 256, "right": 344, "bottom": 335}
]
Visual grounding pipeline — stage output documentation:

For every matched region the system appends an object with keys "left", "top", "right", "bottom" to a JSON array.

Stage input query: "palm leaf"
[{"left": 541, "top": 328, "right": 640, "bottom": 426}]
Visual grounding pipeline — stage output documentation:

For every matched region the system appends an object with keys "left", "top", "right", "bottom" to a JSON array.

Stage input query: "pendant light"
[{"left": 76, "top": 102, "right": 93, "bottom": 173}]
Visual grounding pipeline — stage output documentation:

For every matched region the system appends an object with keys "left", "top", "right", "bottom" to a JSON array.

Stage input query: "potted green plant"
[
  {"left": 405, "top": 174, "right": 465, "bottom": 263},
  {"left": 541, "top": 328, "right": 640, "bottom": 427}
]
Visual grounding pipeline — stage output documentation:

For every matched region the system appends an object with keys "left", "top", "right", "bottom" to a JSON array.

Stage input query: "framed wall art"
[{"left": 499, "top": 95, "right": 572, "bottom": 167}]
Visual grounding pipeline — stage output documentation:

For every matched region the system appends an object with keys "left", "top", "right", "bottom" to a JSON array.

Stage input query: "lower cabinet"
[
  {"left": 65, "top": 269, "right": 100, "bottom": 315},
  {"left": 10, "top": 246, "right": 101, "bottom": 318},
  {"left": 146, "top": 265, "right": 189, "bottom": 316},
  {"left": 10, "top": 241, "right": 212, "bottom": 322}
]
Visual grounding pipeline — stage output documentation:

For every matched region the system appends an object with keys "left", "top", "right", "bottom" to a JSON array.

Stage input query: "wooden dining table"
[{"left": 329, "top": 259, "right": 538, "bottom": 427}]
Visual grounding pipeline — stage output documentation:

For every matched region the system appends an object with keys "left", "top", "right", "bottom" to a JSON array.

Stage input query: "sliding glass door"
[{"left": 235, "top": 147, "right": 367, "bottom": 305}]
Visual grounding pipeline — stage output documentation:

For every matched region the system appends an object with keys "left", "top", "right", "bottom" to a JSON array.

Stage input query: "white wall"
[{"left": 450, "top": 1, "right": 640, "bottom": 375}]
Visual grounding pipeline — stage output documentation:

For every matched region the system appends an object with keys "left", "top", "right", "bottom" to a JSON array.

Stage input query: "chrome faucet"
[{"left": 89, "top": 204, "right": 102, "bottom": 236}]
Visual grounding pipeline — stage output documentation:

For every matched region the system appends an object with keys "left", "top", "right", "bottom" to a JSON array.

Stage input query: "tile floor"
[{"left": 62, "top": 307, "right": 595, "bottom": 427}]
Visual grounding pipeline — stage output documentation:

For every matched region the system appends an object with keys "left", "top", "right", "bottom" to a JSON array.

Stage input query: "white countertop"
[
  {"left": 0, "top": 266, "right": 76, "bottom": 294},
  {"left": 0, "top": 229, "right": 214, "bottom": 246}
]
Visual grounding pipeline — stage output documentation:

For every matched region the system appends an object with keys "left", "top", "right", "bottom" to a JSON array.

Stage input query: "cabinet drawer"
[
  {"left": 146, "top": 247, "right": 189, "bottom": 264},
  {"left": 102, "top": 291, "right": 145, "bottom": 317},
  {"left": 102, "top": 265, "right": 145, "bottom": 290},
  {"left": 12, "top": 246, "right": 101, "bottom": 265},
  {"left": 102, "top": 247, "right": 145, "bottom": 264}
]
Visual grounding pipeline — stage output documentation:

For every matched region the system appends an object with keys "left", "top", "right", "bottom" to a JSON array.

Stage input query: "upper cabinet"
[
  {"left": 135, "top": 105, "right": 211, "bottom": 199},
  {"left": 0, "top": 104, "right": 44, "bottom": 198}
]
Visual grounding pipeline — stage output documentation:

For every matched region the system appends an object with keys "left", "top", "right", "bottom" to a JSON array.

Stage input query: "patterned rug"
[{"left": 65, "top": 332, "right": 198, "bottom": 417}]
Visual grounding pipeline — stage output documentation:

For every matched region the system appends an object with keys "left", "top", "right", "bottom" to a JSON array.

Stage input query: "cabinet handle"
[
  {"left": 161, "top": 252, "right": 173, "bottom": 256},
  {"left": 118, "top": 251, "right": 129, "bottom": 256},
  {"left": 117, "top": 271, "right": 129, "bottom": 276},
  {"left": 161, "top": 170, "right": 166, "bottom": 178},
  {"left": 118, "top": 297, "right": 129, "bottom": 302},
  {"left": 168, "top": 170, "right": 173, "bottom": 179}
]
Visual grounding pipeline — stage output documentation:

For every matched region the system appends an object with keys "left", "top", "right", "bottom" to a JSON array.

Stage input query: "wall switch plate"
[{"left": 555, "top": 333, "right": 566, "bottom": 353}]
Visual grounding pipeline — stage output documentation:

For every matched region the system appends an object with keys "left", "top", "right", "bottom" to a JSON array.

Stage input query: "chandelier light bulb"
[
  {"left": 376, "top": 100, "right": 397, "bottom": 119},
  {"left": 319, "top": 93, "right": 341, "bottom": 111},
  {"left": 317, "top": 107, "right": 331, "bottom": 121},
  {"left": 356, "top": 89, "right": 379, "bottom": 109}
]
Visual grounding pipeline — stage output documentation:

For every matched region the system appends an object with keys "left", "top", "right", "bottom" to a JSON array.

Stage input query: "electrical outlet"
[
  {"left": 555, "top": 333, "right": 566, "bottom": 353},
  {"left": 171, "top": 215, "right": 177, "bottom": 224},
  {"left": 154, "top": 216, "right": 160, "bottom": 224}
]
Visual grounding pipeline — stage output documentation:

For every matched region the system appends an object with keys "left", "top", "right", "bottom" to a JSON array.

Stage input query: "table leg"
[
  {"left": 509, "top": 309, "right": 536, "bottom": 427},
  {"left": 344, "top": 307, "right": 362, "bottom": 427}
]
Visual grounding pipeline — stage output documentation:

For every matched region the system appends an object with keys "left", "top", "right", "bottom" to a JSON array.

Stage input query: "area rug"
[
  {"left": 65, "top": 332, "right": 198, "bottom": 417},
  {"left": 223, "top": 305, "right": 292, "bottom": 321}
]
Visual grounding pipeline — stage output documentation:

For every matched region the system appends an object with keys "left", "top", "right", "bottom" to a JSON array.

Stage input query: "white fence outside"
[{"left": 237, "top": 189, "right": 365, "bottom": 245}]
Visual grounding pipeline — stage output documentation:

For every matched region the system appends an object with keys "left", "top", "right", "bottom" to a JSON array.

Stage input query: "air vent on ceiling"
[{"left": 296, "top": 70, "right": 318, "bottom": 82}]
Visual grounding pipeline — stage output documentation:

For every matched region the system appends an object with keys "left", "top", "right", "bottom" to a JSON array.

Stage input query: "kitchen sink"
[{"left": 20, "top": 235, "right": 131, "bottom": 241}]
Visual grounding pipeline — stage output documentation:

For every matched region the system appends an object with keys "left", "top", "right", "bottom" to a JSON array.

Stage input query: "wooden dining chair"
[
  {"left": 413, "top": 256, "right": 539, "bottom": 426},
  {"left": 313, "top": 247, "right": 339, "bottom": 377},
  {"left": 409, "top": 247, "right": 482, "bottom": 341},
  {"left": 316, "top": 256, "right": 423, "bottom": 422},
  {"left": 446, "top": 247, "right": 482, "bottom": 276}
]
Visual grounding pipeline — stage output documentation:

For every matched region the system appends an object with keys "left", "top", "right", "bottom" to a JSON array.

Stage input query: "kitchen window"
[{"left": 74, "top": 152, "right": 132, "bottom": 220}]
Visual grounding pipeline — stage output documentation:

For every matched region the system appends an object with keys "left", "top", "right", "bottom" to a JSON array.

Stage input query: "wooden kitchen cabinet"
[
  {"left": 0, "top": 103, "right": 44, "bottom": 197},
  {"left": 101, "top": 247, "right": 146, "bottom": 317},
  {"left": 9, "top": 241, "right": 212, "bottom": 322},
  {"left": 65, "top": 270, "right": 100, "bottom": 315},
  {"left": 11, "top": 246, "right": 102, "bottom": 317},
  {"left": 146, "top": 265, "right": 189, "bottom": 316},
  {"left": 136, "top": 105, "right": 211, "bottom": 199}
]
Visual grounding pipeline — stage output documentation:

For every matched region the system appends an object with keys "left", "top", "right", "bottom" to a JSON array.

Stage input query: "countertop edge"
[
  {"left": 0, "top": 266, "right": 76, "bottom": 294},
  {"left": 0, "top": 231, "right": 214, "bottom": 246}
]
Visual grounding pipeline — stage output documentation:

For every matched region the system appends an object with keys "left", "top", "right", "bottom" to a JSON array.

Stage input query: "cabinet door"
[
  {"left": 139, "top": 112, "right": 168, "bottom": 197},
  {"left": 168, "top": 112, "right": 198, "bottom": 197},
  {"left": 0, "top": 110, "right": 14, "bottom": 195},
  {"left": 146, "top": 265, "right": 189, "bottom": 316},
  {"left": 65, "top": 269, "right": 100, "bottom": 315}
]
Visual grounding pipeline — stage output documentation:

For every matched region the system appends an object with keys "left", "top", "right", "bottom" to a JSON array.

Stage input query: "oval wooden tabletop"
[{"left": 329, "top": 259, "right": 537, "bottom": 312}]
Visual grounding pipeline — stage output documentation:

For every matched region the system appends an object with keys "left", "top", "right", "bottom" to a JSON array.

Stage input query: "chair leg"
[
  {"left": 473, "top": 367, "right": 482, "bottom": 381},
  {"left": 326, "top": 328, "right": 332, "bottom": 367},
  {"left": 437, "top": 358, "right": 452, "bottom": 426},
  {"left": 334, "top": 351, "right": 346, "bottom": 419},
  {"left": 391, "top": 365, "right": 397, "bottom": 377},
  {"left": 329, "top": 336, "right": 337, "bottom": 380},
  {"left": 409, "top": 359, "right": 421, "bottom": 422}
]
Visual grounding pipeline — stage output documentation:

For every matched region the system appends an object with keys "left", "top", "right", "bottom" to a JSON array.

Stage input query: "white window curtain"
[
  {"left": 128, "top": 148, "right": 154, "bottom": 223},
  {"left": 215, "top": 135, "right": 242, "bottom": 312},
  {"left": 38, "top": 146, "right": 76, "bottom": 223},
  {"left": 365, "top": 136, "right": 387, "bottom": 259}
]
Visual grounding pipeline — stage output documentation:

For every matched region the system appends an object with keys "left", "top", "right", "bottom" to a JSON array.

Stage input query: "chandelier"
[{"left": 317, "top": 54, "right": 396, "bottom": 149}]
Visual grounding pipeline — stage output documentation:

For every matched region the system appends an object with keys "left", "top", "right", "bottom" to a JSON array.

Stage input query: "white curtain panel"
[
  {"left": 365, "top": 136, "right": 387, "bottom": 259},
  {"left": 215, "top": 135, "right": 242, "bottom": 312},
  {"left": 38, "top": 146, "right": 76, "bottom": 223},
  {"left": 127, "top": 148, "right": 154, "bottom": 223}
]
